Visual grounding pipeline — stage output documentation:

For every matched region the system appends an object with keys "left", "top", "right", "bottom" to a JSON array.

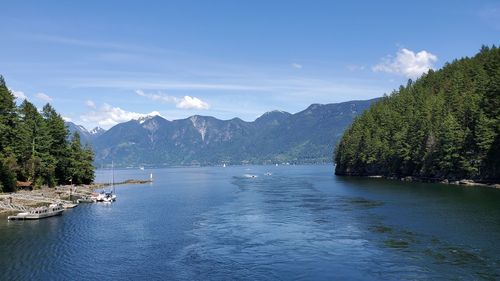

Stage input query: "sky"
[{"left": 1, "top": 0, "right": 499, "bottom": 129}]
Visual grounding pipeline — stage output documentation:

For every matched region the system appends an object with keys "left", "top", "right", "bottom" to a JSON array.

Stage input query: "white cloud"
[
  {"left": 291, "top": 63, "right": 303, "bottom": 69},
  {"left": 176, "top": 96, "right": 210, "bottom": 109},
  {"left": 11, "top": 89, "right": 28, "bottom": 101},
  {"left": 80, "top": 103, "right": 161, "bottom": 128},
  {"left": 35, "top": 92, "right": 53, "bottom": 102},
  {"left": 372, "top": 48, "right": 437, "bottom": 79},
  {"left": 136, "top": 90, "right": 210, "bottom": 110},
  {"left": 85, "top": 100, "right": 96, "bottom": 108},
  {"left": 62, "top": 116, "right": 72, "bottom": 122}
]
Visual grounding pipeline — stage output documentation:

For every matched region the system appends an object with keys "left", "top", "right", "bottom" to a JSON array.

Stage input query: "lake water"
[{"left": 0, "top": 165, "right": 499, "bottom": 280}]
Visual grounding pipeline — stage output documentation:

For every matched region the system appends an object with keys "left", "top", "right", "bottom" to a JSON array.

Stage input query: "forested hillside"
[
  {"left": 0, "top": 76, "right": 94, "bottom": 192},
  {"left": 335, "top": 46, "right": 499, "bottom": 181}
]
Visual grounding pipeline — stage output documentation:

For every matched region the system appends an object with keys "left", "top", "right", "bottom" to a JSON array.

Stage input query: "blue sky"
[{"left": 1, "top": 0, "right": 499, "bottom": 129}]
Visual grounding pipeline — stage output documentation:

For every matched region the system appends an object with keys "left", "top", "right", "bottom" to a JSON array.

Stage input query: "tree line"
[
  {"left": 0, "top": 76, "right": 94, "bottom": 192},
  {"left": 335, "top": 46, "right": 499, "bottom": 181}
]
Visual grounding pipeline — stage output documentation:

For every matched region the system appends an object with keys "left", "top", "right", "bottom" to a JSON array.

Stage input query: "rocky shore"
[
  {"left": 366, "top": 175, "right": 500, "bottom": 189},
  {"left": 0, "top": 185, "right": 95, "bottom": 215},
  {"left": 0, "top": 179, "right": 152, "bottom": 216}
]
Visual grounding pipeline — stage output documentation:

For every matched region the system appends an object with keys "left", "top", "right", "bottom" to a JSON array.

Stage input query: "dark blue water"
[{"left": 1, "top": 165, "right": 499, "bottom": 280}]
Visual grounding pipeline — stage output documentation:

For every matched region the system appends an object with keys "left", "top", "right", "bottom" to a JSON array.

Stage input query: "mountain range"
[
  {"left": 67, "top": 98, "right": 378, "bottom": 167},
  {"left": 66, "top": 122, "right": 106, "bottom": 145}
]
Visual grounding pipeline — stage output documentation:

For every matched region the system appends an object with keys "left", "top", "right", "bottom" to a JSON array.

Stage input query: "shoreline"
[
  {"left": 0, "top": 179, "right": 153, "bottom": 216},
  {"left": 0, "top": 184, "right": 95, "bottom": 216},
  {"left": 359, "top": 175, "right": 500, "bottom": 189}
]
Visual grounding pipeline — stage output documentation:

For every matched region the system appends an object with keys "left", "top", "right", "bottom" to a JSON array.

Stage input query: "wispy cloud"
[
  {"left": 136, "top": 90, "right": 210, "bottom": 110},
  {"left": 11, "top": 33, "right": 390, "bottom": 106},
  {"left": 372, "top": 48, "right": 437, "bottom": 79},
  {"left": 10, "top": 89, "right": 28, "bottom": 101},
  {"left": 346, "top": 64, "right": 366, "bottom": 72},
  {"left": 85, "top": 100, "right": 96, "bottom": 108},
  {"left": 135, "top": 90, "right": 177, "bottom": 103},
  {"left": 80, "top": 103, "right": 161, "bottom": 128},
  {"left": 76, "top": 80, "right": 266, "bottom": 91},
  {"left": 31, "top": 34, "right": 169, "bottom": 54},
  {"left": 74, "top": 76, "right": 386, "bottom": 95},
  {"left": 35, "top": 92, "right": 53, "bottom": 102}
]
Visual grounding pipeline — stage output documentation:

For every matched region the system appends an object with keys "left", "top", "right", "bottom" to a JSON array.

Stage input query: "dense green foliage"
[
  {"left": 335, "top": 46, "right": 499, "bottom": 181},
  {"left": 0, "top": 76, "right": 94, "bottom": 192}
]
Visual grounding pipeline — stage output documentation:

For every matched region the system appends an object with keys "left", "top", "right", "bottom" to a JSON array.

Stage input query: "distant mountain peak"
[
  {"left": 263, "top": 109, "right": 290, "bottom": 116},
  {"left": 65, "top": 121, "right": 102, "bottom": 144},
  {"left": 89, "top": 126, "right": 105, "bottom": 135},
  {"left": 255, "top": 109, "right": 292, "bottom": 125},
  {"left": 306, "top": 103, "right": 322, "bottom": 110},
  {"left": 135, "top": 115, "right": 165, "bottom": 124},
  {"left": 77, "top": 124, "right": 89, "bottom": 133},
  {"left": 137, "top": 116, "right": 155, "bottom": 124}
]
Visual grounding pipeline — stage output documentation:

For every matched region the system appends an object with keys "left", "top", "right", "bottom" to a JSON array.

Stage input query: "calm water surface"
[{"left": 0, "top": 165, "right": 499, "bottom": 280}]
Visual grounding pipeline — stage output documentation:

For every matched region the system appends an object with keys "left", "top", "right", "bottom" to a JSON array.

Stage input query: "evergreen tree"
[
  {"left": 68, "top": 132, "right": 94, "bottom": 185},
  {"left": 16, "top": 100, "right": 56, "bottom": 187},
  {"left": 335, "top": 46, "right": 499, "bottom": 181},
  {"left": 0, "top": 76, "right": 16, "bottom": 152},
  {"left": 0, "top": 76, "right": 18, "bottom": 191},
  {"left": 81, "top": 144, "right": 95, "bottom": 184},
  {"left": 437, "top": 113, "right": 465, "bottom": 178},
  {"left": 0, "top": 76, "right": 96, "bottom": 191},
  {"left": 42, "top": 103, "right": 71, "bottom": 184}
]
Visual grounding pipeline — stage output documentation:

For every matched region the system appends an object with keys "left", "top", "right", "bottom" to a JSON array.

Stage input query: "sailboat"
[
  {"left": 97, "top": 161, "right": 117, "bottom": 203},
  {"left": 109, "top": 161, "right": 117, "bottom": 202}
]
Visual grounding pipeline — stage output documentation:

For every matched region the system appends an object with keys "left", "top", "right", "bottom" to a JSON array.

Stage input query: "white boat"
[
  {"left": 95, "top": 192, "right": 106, "bottom": 202},
  {"left": 103, "top": 191, "right": 110, "bottom": 202},
  {"left": 110, "top": 161, "right": 117, "bottom": 201},
  {"left": 95, "top": 191, "right": 115, "bottom": 202},
  {"left": 77, "top": 197, "right": 96, "bottom": 203},
  {"left": 8, "top": 203, "right": 64, "bottom": 220},
  {"left": 97, "top": 162, "right": 117, "bottom": 203},
  {"left": 63, "top": 203, "right": 78, "bottom": 209},
  {"left": 98, "top": 192, "right": 116, "bottom": 203}
]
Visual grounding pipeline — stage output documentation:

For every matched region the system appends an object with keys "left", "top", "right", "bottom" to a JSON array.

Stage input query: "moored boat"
[
  {"left": 8, "top": 203, "right": 64, "bottom": 220},
  {"left": 95, "top": 191, "right": 116, "bottom": 202},
  {"left": 77, "top": 197, "right": 96, "bottom": 203},
  {"left": 95, "top": 161, "right": 118, "bottom": 203},
  {"left": 63, "top": 203, "right": 78, "bottom": 209}
]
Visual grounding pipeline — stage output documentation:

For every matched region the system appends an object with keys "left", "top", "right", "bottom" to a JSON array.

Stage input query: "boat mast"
[{"left": 112, "top": 160, "right": 115, "bottom": 194}]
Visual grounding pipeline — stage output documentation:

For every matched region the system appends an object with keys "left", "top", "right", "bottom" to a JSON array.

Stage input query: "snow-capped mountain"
[{"left": 65, "top": 122, "right": 107, "bottom": 144}]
